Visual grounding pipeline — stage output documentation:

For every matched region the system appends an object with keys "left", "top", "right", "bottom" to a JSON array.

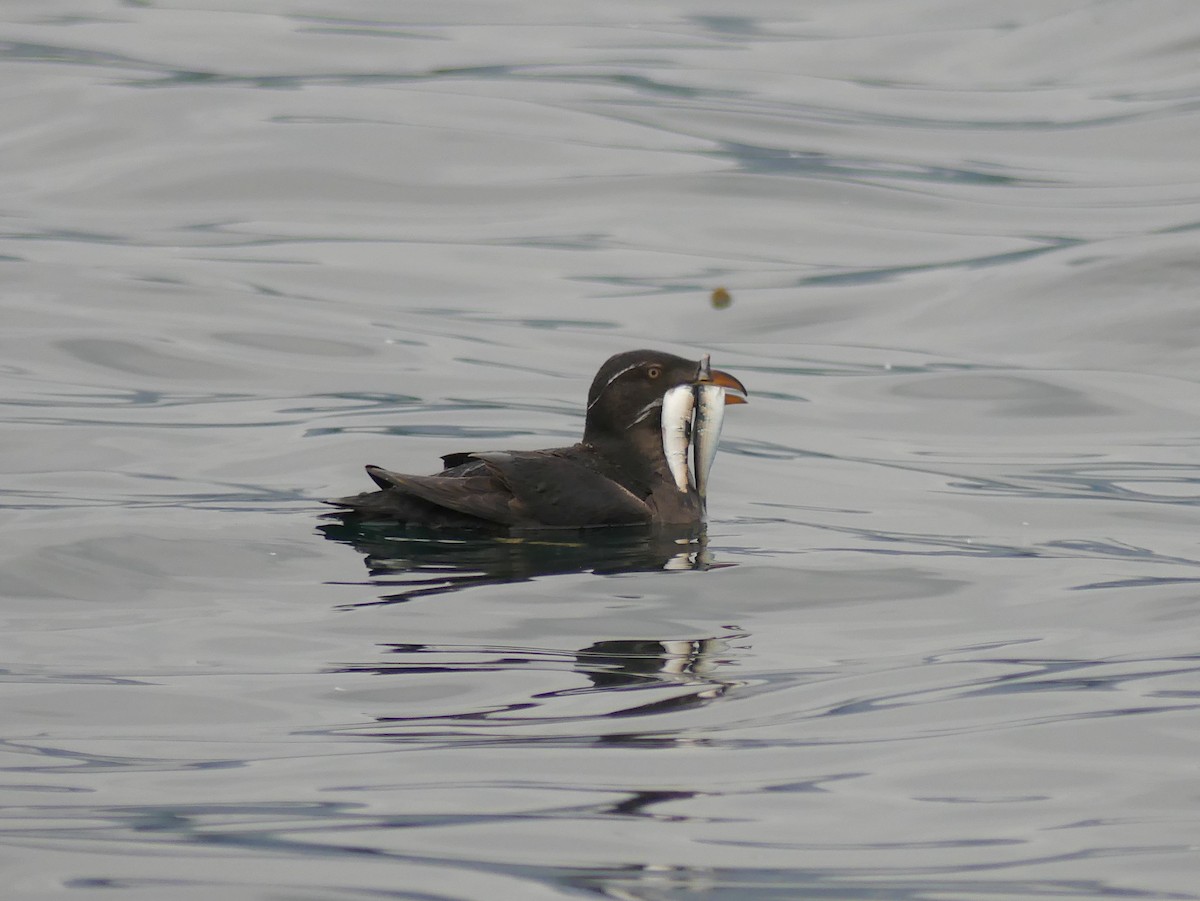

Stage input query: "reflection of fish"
[
  {"left": 327, "top": 349, "right": 747, "bottom": 529},
  {"left": 575, "top": 636, "right": 741, "bottom": 691}
]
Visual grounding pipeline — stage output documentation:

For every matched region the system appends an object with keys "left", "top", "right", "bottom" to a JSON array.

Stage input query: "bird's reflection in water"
[
  {"left": 320, "top": 516, "right": 746, "bottom": 725},
  {"left": 332, "top": 633, "right": 745, "bottom": 726},
  {"left": 319, "top": 516, "right": 729, "bottom": 607},
  {"left": 568, "top": 636, "right": 743, "bottom": 718},
  {"left": 577, "top": 638, "right": 731, "bottom": 691}
]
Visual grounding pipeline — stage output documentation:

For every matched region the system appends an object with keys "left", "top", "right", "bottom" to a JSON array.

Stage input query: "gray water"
[{"left": 3, "top": 2, "right": 1200, "bottom": 899}]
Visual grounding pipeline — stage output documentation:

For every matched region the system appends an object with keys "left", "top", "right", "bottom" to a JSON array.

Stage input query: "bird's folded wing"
[
  {"left": 364, "top": 453, "right": 651, "bottom": 529},
  {"left": 365, "top": 465, "right": 519, "bottom": 525},
  {"left": 470, "top": 452, "right": 651, "bottom": 527}
]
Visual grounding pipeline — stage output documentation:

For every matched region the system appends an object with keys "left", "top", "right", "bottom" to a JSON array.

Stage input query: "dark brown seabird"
[{"left": 326, "top": 349, "right": 748, "bottom": 530}]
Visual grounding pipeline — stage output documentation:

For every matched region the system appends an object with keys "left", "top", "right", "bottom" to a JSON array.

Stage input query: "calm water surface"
[{"left": 3, "top": 2, "right": 1200, "bottom": 899}]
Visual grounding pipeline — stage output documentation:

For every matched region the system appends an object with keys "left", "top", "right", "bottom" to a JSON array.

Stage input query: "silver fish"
[
  {"left": 660, "top": 383, "right": 695, "bottom": 493},
  {"left": 692, "top": 383, "right": 726, "bottom": 504}
]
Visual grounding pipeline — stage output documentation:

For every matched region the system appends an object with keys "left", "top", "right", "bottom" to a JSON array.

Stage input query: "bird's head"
[{"left": 582, "top": 349, "right": 747, "bottom": 452}]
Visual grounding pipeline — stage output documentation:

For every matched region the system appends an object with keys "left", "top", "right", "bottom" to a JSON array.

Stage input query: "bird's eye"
[{"left": 646, "top": 366, "right": 662, "bottom": 379}]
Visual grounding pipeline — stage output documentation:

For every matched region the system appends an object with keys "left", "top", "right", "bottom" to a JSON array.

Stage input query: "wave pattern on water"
[{"left": 3, "top": 3, "right": 1200, "bottom": 900}]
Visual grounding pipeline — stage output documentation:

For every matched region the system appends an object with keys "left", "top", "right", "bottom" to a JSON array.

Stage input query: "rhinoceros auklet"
[{"left": 326, "top": 349, "right": 747, "bottom": 530}]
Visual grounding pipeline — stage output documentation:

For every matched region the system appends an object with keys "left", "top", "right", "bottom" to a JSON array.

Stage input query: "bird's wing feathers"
[
  {"left": 364, "top": 464, "right": 519, "bottom": 525},
  {"left": 362, "top": 452, "right": 651, "bottom": 529},
  {"left": 471, "top": 452, "right": 651, "bottom": 527}
]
